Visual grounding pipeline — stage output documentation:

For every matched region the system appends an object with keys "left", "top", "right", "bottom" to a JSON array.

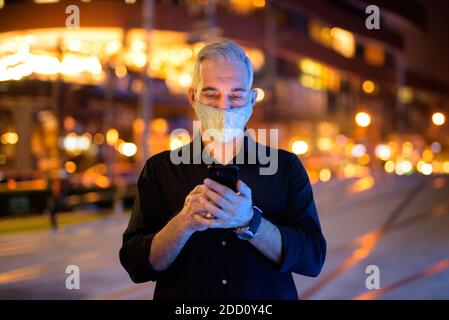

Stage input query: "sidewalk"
[{"left": 0, "top": 210, "right": 113, "bottom": 235}]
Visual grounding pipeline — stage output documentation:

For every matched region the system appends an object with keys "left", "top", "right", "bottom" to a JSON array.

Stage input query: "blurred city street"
[{"left": 1, "top": 172, "right": 448, "bottom": 300}]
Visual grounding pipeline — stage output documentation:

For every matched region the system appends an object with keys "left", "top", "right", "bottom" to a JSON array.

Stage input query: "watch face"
[{"left": 236, "top": 229, "right": 256, "bottom": 240}]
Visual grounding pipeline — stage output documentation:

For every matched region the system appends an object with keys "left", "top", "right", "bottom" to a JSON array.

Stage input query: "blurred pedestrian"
[{"left": 46, "top": 169, "right": 70, "bottom": 231}]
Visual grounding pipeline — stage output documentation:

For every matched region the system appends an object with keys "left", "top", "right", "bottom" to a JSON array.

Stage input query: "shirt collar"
[{"left": 188, "top": 129, "right": 258, "bottom": 165}]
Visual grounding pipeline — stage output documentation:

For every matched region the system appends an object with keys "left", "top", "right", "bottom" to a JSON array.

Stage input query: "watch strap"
[{"left": 235, "top": 206, "right": 262, "bottom": 240}]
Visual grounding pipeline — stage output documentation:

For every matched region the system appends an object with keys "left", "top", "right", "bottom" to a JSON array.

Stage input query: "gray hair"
[{"left": 192, "top": 40, "right": 254, "bottom": 90}]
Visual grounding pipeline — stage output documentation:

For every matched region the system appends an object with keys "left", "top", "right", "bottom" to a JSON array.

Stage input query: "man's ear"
[
  {"left": 250, "top": 89, "right": 258, "bottom": 105},
  {"left": 188, "top": 87, "right": 195, "bottom": 107}
]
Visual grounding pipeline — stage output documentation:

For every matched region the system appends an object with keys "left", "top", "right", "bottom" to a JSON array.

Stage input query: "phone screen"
[{"left": 207, "top": 164, "right": 239, "bottom": 192}]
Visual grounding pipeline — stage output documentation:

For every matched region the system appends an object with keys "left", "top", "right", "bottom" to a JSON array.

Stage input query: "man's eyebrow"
[
  {"left": 231, "top": 88, "right": 247, "bottom": 92},
  {"left": 201, "top": 87, "right": 218, "bottom": 92},
  {"left": 201, "top": 87, "right": 248, "bottom": 92}
]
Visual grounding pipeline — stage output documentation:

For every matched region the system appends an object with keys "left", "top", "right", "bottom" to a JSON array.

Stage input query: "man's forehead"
[
  {"left": 199, "top": 59, "right": 248, "bottom": 84},
  {"left": 201, "top": 57, "right": 246, "bottom": 70}
]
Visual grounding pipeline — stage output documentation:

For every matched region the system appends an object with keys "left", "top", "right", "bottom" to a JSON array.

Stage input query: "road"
[{"left": 1, "top": 173, "right": 448, "bottom": 299}]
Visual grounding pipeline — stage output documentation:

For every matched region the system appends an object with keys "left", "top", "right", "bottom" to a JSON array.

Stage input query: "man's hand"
[
  {"left": 175, "top": 185, "right": 210, "bottom": 233},
  {"left": 150, "top": 184, "right": 211, "bottom": 271},
  {"left": 196, "top": 178, "right": 254, "bottom": 229}
]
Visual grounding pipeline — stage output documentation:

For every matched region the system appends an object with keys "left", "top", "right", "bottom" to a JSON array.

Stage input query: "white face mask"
[{"left": 193, "top": 99, "right": 253, "bottom": 144}]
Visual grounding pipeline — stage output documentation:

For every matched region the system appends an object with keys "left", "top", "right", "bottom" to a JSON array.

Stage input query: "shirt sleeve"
[
  {"left": 276, "top": 154, "right": 327, "bottom": 277},
  {"left": 119, "top": 158, "right": 166, "bottom": 283}
]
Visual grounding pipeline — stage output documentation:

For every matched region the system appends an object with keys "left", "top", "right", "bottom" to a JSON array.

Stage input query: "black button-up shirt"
[{"left": 119, "top": 135, "right": 326, "bottom": 300}]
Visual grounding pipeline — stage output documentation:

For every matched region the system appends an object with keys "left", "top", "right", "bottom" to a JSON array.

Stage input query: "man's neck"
[{"left": 202, "top": 134, "right": 245, "bottom": 165}]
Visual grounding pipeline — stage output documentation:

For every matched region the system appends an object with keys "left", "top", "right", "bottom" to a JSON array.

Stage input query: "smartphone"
[{"left": 207, "top": 164, "right": 239, "bottom": 192}]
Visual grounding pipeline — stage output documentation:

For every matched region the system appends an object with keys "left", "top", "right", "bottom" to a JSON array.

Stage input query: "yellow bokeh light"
[
  {"left": 77, "top": 134, "right": 91, "bottom": 151},
  {"left": 106, "top": 129, "right": 119, "bottom": 146},
  {"left": 93, "top": 133, "right": 105, "bottom": 145},
  {"left": 115, "top": 139, "right": 125, "bottom": 151},
  {"left": 300, "top": 59, "right": 322, "bottom": 77},
  {"left": 64, "top": 161, "right": 77, "bottom": 173},
  {"left": 151, "top": 118, "right": 168, "bottom": 135},
  {"left": 1, "top": 132, "right": 19, "bottom": 144},
  {"left": 131, "top": 52, "right": 147, "bottom": 68},
  {"left": 344, "top": 163, "right": 357, "bottom": 178},
  {"left": 255, "top": 88, "right": 265, "bottom": 102},
  {"left": 395, "top": 160, "right": 413, "bottom": 175},
  {"left": 422, "top": 149, "right": 434, "bottom": 163},
  {"left": 355, "top": 112, "right": 371, "bottom": 127},
  {"left": 133, "top": 118, "right": 145, "bottom": 133},
  {"left": 398, "top": 87, "right": 413, "bottom": 103},
  {"left": 131, "top": 79, "right": 143, "bottom": 93},
  {"left": 358, "top": 154, "right": 371, "bottom": 165},
  {"left": 179, "top": 73, "right": 192, "bottom": 88},
  {"left": 402, "top": 141, "right": 414, "bottom": 156},
  {"left": 417, "top": 160, "right": 426, "bottom": 173},
  {"left": 95, "top": 175, "right": 110, "bottom": 188},
  {"left": 362, "top": 80, "right": 375, "bottom": 94},
  {"left": 432, "top": 161, "right": 442, "bottom": 173},
  {"left": 330, "top": 27, "right": 355, "bottom": 58},
  {"left": 432, "top": 112, "right": 445, "bottom": 126},
  {"left": 253, "top": 0, "right": 266, "bottom": 8},
  {"left": 119, "top": 142, "right": 137, "bottom": 157},
  {"left": 375, "top": 144, "right": 391, "bottom": 161},
  {"left": 64, "top": 116, "right": 75, "bottom": 131},
  {"left": 115, "top": 65, "right": 128, "bottom": 78},
  {"left": 442, "top": 162, "right": 449, "bottom": 173},
  {"left": 349, "top": 176, "right": 374, "bottom": 193},
  {"left": 421, "top": 163, "right": 433, "bottom": 175},
  {"left": 105, "top": 40, "right": 122, "bottom": 55},
  {"left": 317, "top": 137, "right": 333, "bottom": 151},
  {"left": 63, "top": 132, "right": 78, "bottom": 151},
  {"left": 384, "top": 160, "right": 395, "bottom": 173},
  {"left": 292, "top": 140, "right": 309, "bottom": 155},
  {"left": 319, "top": 168, "right": 332, "bottom": 182},
  {"left": 387, "top": 141, "right": 398, "bottom": 153},
  {"left": 7, "top": 179, "right": 17, "bottom": 190}
]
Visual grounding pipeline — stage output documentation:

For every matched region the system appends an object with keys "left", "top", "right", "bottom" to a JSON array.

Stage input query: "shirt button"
[
  {"left": 222, "top": 279, "right": 227, "bottom": 285},
  {"left": 221, "top": 241, "right": 226, "bottom": 246}
]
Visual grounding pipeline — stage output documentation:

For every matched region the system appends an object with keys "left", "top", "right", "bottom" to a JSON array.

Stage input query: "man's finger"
[
  {"left": 186, "top": 194, "right": 204, "bottom": 207},
  {"left": 203, "top": 199, "right": 228, "bottom": 220},
  {"left": 188, "top": 193, "right": 205, "bottom": 202},
  {"left": 190, "top": 184, "right": 205, "bottom": 194},
  {"left": 237, "top": 180, "right": 251, "bottom": 198},
  {"left": 194, "top": 214, "right": 224, "bottom": 228},
  {"left": 204, "top": 187, "right": 232, "bottom": 211},
  {"left": 190, "top": 201, "right": 207, "bottom": 214},
  {"left": 203, "top": 178, "right": 237, "bottom": 201}
]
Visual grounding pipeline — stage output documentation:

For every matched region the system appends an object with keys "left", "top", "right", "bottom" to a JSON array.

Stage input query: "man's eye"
[{"left": 205, "top": 94, "right": 217, "bottom": 99}]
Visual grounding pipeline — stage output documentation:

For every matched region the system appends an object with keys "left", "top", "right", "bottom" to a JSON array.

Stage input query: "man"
[{"left": 119, "top": 40, "right": 326, "bottom": 299}]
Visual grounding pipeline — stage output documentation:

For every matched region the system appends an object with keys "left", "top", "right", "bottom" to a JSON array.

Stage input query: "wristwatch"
[{"left": 235, "top": 206, "right": 262, "bottom": 240}]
